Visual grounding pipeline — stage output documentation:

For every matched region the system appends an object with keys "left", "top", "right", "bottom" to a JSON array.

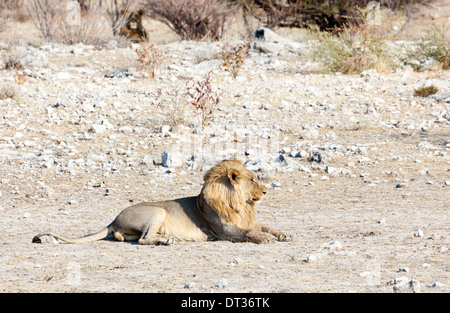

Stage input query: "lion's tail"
[{"left": 32, "top": 225, "right": 112, "bottom": 244}]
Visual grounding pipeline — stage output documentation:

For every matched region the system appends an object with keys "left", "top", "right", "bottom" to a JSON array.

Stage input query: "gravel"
[{"left": 0, "top": 23, "right": 448, "bottom": 293}]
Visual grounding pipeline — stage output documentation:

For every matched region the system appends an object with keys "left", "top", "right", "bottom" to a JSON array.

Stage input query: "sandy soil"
[{"left": 0, "top": 4, "right": 449, "bottom": 293}]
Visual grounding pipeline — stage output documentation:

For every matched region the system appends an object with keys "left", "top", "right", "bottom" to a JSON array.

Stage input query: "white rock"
[
  {"left": 409, "top": 279, "right": 421, "bottom": 293},
  {"left": 389, "top": 276, "right": 409, "bottom": 286},
  {"left": 91, "top": 124, "right": 107, "bottom": 134},
  {"left": 358, "top": 157, "right": 371, "bottom": 163},
  {"left": 429, "top": 282, "right": 445, "bottom": 288},
  {"left": 87, "top": 153, "right": 107, "bottom": 162},
  {"left": 162, "top": 151, "right": 183, "bottom": 168},
  {"left": 119, "top": 126, "right": 133, "bottom": 133},
  {"left": 38, "top": 184, "right": 54, "bottom": 197},
  {"left": 324, "top": 241, "right": 343, "bottom": 251},
  {"left": 214, "top": 278, "right": 228, "bottom": 288},
  {"left": 184, "top": 282, "right": 196, "bottom": 289},
  {"left": 303, "top": 255, "right": 317, "bottom": 263},
  {"left": 414, "top": 229, "right": 424, "bottom": 237},
  {"left": 233, "top": 258, "right": 244, "bottom": 264},
  {"left": 140, "top": 155, "right": 153, "bottom": 166},
  {"left": 160, "top": 125, "right": 171, "bottom": 136}
]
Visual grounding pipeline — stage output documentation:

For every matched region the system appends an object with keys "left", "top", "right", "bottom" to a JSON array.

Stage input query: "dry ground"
[{"left": 0, "top": 3, "right": 449, "bottom": 293}]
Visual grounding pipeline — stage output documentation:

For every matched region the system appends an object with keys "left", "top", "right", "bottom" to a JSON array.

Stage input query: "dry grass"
[
  {"left": 144, "top": 0, "right": 237, "bottom": 40},
  {"left": 0, "top": 83, "right": 17, "bottom": 99},
  {"left": 26, "top": 0, "right": 111, "bottom": 45},
  {"left": 413, "top": 85, "right": 439, "bottom": 97}
]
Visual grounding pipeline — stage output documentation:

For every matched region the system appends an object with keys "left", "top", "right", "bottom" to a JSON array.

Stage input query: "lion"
[
  {"left": 32, "top": 160, "right": 291, "bottom": 245},
  {"left": 120, "top": 9, "right": 148, "bottom": 43}
]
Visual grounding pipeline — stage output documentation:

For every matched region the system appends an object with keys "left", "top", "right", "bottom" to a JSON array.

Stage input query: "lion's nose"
[{"left": 262, "top": 190, "right": 267, "bottom": 195}]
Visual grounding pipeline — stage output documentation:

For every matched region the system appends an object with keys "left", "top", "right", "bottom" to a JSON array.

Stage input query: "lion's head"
[{"left": 200, "top": 160, "right": 267, "bottom": 227}]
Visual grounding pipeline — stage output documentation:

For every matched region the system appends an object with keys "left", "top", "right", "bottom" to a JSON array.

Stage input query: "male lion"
[
  {"left": 32, "top": 160, "right": 291, "bottom": 245},
  {"left": 120, "top": 9, "right": 148, "bottom": 43}
]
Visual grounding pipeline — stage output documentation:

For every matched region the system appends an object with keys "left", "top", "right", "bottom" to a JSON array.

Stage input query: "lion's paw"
[
  {"left": 157, "top": 236, "right": 174, "bottom": 246},
  {"left": 277, "top": 233, "right": 293, "bottom": 242},
  {"left": 248, "top": 231, "right": 275, "bottom": 244}
]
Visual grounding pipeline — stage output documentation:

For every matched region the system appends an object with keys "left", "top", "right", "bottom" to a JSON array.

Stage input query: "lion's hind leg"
[
  {"left": 136, "top": 207, "right": 174, "bottom": 246},
  {"left": 113, "top": 231, "right": 139, "bottom": 242}
]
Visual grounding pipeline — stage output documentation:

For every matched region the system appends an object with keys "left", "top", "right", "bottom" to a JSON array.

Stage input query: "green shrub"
[
  {"left": 405, "top": 26, "right": 449, "bottom": 71},
  {"left": 310, "top": 5, "right": 395, "bottom": 74}
]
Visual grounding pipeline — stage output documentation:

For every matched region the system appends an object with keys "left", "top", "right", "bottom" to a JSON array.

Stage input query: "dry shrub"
[
  {"left": 26, "top": 0, "right": 137, "bottom": 46},
  {"left": 135, "top": 43, "right": 163, "bottom": 78},
  {"left": 27, "top": 0, "right": 109, "bottom": 45},
  {"left": 104, "top": 0, "right": 138, "bottom": 37},
  {"left": 13, "top": 67, "right": 27, "bottom": 85},
  {"left": 0, "top": 83, "right": 17, "bottom": 100},
  {"left": 144, "top": 0, "right": 237, "bottom": 40},
  {"left": 406, "top": 25, "right": 450, "bottom": 71},
  {"left": 413, "top": 85, "right": 439, "bottom": 97},
  {"left": 186, "top": 72, "right": 220, "bottom": 126},
  {"left": 233, "top": 0, "right": 434, "bottom": 30},
  {"left": 311, "top": 4, "right": 397, "bottom": 74},
  {"left": 0, "top": 0, "right": 28, "bottom": 26},
  {"left": 220, "top": 42, "right": 249, "bottom": 78}
]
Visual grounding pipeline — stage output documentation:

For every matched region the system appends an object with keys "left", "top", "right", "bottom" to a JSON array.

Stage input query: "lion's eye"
[{"left": 251, "top": 179, "right": 256, "bottom": 184}]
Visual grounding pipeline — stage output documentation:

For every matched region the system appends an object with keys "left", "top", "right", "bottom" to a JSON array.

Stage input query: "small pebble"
[
  {"left": 304, "top": 255, "right": 317, "bottom": 263},
  {"left": 214, "top": 278, "right": 228, "bottom": 288},
  {"left": 184, "top": 282, "right": 196, "bottom": 289},
  {"left": 429, "top": 282, "right": 445, "bottom": 288}
]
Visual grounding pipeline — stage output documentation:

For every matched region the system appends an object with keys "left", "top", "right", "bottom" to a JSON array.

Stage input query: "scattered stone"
[
  {"left": 409, "top": 279, "right": 421, "bottom": 293},
  {"left": 214, "top": 278, "right": 228, "bottom": 288},
  {"left": 271, "top": 182, "right": 282, "bottom": 188},
  {"left": 414, "top": 229, "right": 424, "bottom": 237},
  {"left": 91, "top": 124, "right": 107, "bottom": 134},
  {"left": 428, "top": 282, "right": 445, "bottom": 288},
  {"left": 304, "top": 255, "right": 316, "bottom": 263},
  {"left": 160, "top": 125, "right": 172, "bottom": 136},
  {"left": 324, "top": 241, "right": 343, "bottom": 251},
  {"left": 184, "top": 282, "right": 196, "bottom": 289},
  {"left": 398, "top": 267, "right": 409, "bottom": 273},
  {"left": 390, "top": 277, "right": 421, "bottom": 293},
  {"left": 161, "top": 151, "right": 183, "bottom": 168},
  {"left": 104, "top": 70, "right": 133, "bottom": 78},
  {"left": 308, "top": 151, "right": 322, "bottom": 163}
]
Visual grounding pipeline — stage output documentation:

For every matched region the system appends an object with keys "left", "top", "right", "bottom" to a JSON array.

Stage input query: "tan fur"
[
  {"left": 120, "top": 9, "right": 148, "bottom": 43},
  {"left": 32, "top": 160, "right": 291, "bottom": 245}
]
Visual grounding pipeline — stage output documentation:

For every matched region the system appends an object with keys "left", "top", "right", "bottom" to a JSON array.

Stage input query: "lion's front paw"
[
  {"left": 277, "top": 233, "right": 293, "bottom": 242},
  {"left": 247, "top": 230, "right": 275, "bottom": 244}
]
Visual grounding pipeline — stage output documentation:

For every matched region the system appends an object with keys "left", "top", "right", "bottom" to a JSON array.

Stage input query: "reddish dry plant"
[
  {"left": 135, "top": 43, "right": 163, "bottom": 78},
  {"left": 13, "top": 67, "right": 27, "bottom": 85},
  {"left": 220, "top": 42, "right": 249, "bottom": 79},
  {"left": 186, "top": 72, "right": 220, "bottom": 126}
]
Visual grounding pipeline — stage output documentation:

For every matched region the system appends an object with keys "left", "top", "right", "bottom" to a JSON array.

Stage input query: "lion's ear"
[{"left": 228, "top": 169, "right": 241, "bottom": 185}]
